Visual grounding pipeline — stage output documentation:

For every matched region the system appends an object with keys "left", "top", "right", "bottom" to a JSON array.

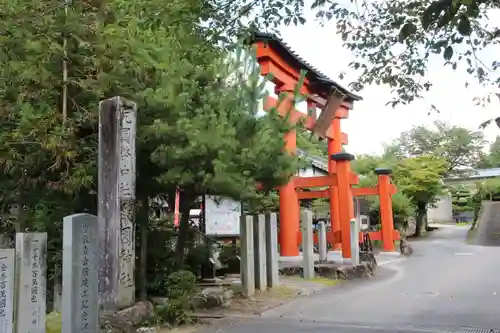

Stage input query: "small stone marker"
[
  {"left": 265, "top": 213, "right": 279, "bottom": 287},
  {"left": 16, "top": 232, "right": 47, "bottom": 333},
  {"left": 239, "top": 215, "right": 255, "bottom": 296},
  {"left": 350, "top": 218, "right": 360, "bottom": 265},
  {"left": 62, "top": 214, "right": 99, "bottom": 333},
  {"left": 301, "top": 210, "right": 314, "bottom": 279},
  {"left": 0, "top": 249, "right": 14, "bottom": 333},
  {"left": 98, "top": 96, "right": 137, "bottom": 310},
  {"left": 318, "top": 221, "right": 327, "bottom": 262},
  {"left": 253, "top": 214, "right": 267, "bottom": 291}
]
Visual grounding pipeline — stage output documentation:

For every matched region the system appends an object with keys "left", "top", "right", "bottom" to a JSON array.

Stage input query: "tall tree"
[
  {"left": 477, "top": 136, "right": 500, "bottom": 168},
  {"left": 386, "top": 121, "right": 486, "bottom": 176},
  {"left": 308, "top": 1, "right": 500, "bottom": 109},
  {"left": 0, "top": 0, "right": 302, "bottom": 292},
  {"left": 394, "top": 155, "right": 448, "bottom": 236}
]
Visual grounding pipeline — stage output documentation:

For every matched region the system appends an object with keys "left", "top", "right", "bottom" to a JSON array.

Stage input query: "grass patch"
[
  {"left": 267, "top": 285, "right": 299, "bottom": 298},
  {"left": 46, "top": 312, "right": 62, "bottom": 333},
  {"left": 456, "top": 222, "right": 472, "bottom": 226},
  {"left": 309, "top": 276, "right": 340, "bottom": 286},
  {"left": 373, "top": 240, "right": 400, "bottom": 249},
  {"left": 161, "top": 324, "right": 202, "bottom": 333},
  {"left": 286, "top": 275, "right": 340, "bottom": 287},
  {"left": 230, "top": 283, "right": 299, "bottom": 299}
]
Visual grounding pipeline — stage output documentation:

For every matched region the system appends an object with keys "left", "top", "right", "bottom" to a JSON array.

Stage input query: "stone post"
[
  {"left": 62, "top": 214, "right": 99, "bottom": 333},
  {"left": 98, "top": 96, "right": 137, "bottom": 310},
  {"left": 265, "top": 213, "right": 279, "bottom": 287},
  {"left": 239, "top": 215, "right": 255, "bottom": 297},
  {"left": 301, "top": 210, "right": 314, "bottom": 279},
  {"left": 318, "top": 221, "right": 327, "bottom": 262},
  {"left": 350, "top": 218, "right": 360, "bottom": 265},
  {"left": 253, "top": 214, "right": 267, "bottom": 291},
  {"left": 0, "top": 249, "right": 15, "bottom": 333},
  {"left": 15, "top": 233, "right": 47, "bottom": 333}
]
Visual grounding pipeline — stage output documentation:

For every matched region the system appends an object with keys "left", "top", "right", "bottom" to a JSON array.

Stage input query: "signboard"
[{"left": 204, "top": 195, "right": 241, "bottom": 236}]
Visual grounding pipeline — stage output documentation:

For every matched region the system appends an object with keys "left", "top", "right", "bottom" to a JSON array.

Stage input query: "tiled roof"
[
  {"left": 247, "top": 32, "right": 362, "bottom": 102},
  {"left": 445, "top": 168, "right": 500, "bottom": 181},
  {"left": 296, "top": 148, "right": 328, "bottom": 172}
]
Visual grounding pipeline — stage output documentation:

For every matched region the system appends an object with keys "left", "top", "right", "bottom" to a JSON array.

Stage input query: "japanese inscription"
[
  {"left": 117, "top": 101, "right": 136, "bottom": 306},
  {"left": 0, "top": 249, "right": 14, "bottom": 333},
  {"left": 16, "top": 233, "right": 46, "bottom": 333},
  {"left": 98, "top": 97, "right": 137, "bottom": 310},
  {"left": 118, "top": 106, "right": 135, "bottom": 199},
  {"left": 62, "top": 214, "right": 99, "bottom": 333},
  {"left": 0, "top": 263, "right": 7, "bottom": 316},
  {"left": 80, "top": 223, "right": 91, "bottom": 330}
]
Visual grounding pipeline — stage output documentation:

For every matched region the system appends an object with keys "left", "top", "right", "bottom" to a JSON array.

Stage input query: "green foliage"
[
  {"left": 367, "top": 191, "right": 415, "bottom": 231},
  {"left": 449, "top": 184, "right": 474, "bottom": 213},
  {"left": 394, "top": 155, "right": 448, "bottom": 205},
  {"left": 0, "top": 0, "right": 310, "bottom": 288},
  {"left": 101, "top": 0, "right": 497, "bottom": 113},
  {"left": 46, "top": 312, "right": 62, "bottom": 333},
  {"left": 311, "top": 198, "right": 329, "bottom": 217},
  {"left": 352, "top": 154, "right": 392, "bottom": 176},
  {"left": 353, "top": 154, "right": 416, "bottom": 229},
  {"left": 386, "top": 121, "right": 485, "bottom": 176},
  {"left": 477, "top": 136, "right": 500, "bottom": 168},
  {"left": 475, "top": 178, "right": 500, "bottom": 201},
  {"left": 155, "top": 270, "right": 198, "bottom": 325},
  {"left": 353, "top": 152, "right": 447, "bottom": 231},
  {"left": 145, "top": 218, "right": 208, "bottom": 295},
  {"left": 303, "top": 0, "right": 500, "bottom": 107},
  {"left": 471, "top": 178, "right": 500, "bottom": 220},
  {"left": 297, "top": 128, "right": 327, "bottom": 157},
  {"left": 244, "top": 190, "right": 280, "bottom": 213}
]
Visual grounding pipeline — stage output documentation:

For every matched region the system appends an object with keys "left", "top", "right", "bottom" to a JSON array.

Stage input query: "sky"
[{"left": 271, "top": 5, "right": 500, "bottom": 156}]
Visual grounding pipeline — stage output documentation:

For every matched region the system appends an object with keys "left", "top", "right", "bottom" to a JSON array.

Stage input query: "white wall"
[
  {"left": 427, "top": 193, "right": 454, "bottom": 223},
  {"left": 297, "top": 166, "right": 328, "bottom": 177}
]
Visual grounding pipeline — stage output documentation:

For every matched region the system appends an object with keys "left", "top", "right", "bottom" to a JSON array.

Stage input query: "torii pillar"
[
  {"left": 327, "top": 104, "right": 350, "bottom": 250},
  {"left": 331, "top": 152, "right": 356, "bottom": 258},
  {"left": 376, "top": 168, "right": 396, "bottom": 251},
  {"left": 279, "top": 94, "right": 300, "bottom": 257}
]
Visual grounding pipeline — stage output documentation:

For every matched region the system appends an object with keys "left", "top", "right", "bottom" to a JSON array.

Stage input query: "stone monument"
[
  {"left": 301, "top": 210, "right": 314, "bottom": 279},
  {"left": 0, "top": 249, "right": 14, "bottom": 333},
  {"left": 98, "top": 96, "right": 137, "bottom": 310},
  {"left": 253, "top": 214, "right": 267, "bottom": 291},
  {"left": 62, "top": 214, "right": 99, "bottom": 333},
  {"left": 15, "top": 233, "right": 47, "bottom": 333}
]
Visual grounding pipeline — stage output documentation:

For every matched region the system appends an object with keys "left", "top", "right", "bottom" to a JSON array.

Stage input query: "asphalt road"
[{"left": 198, "top": 225, "right": 500, "bottom": 333}]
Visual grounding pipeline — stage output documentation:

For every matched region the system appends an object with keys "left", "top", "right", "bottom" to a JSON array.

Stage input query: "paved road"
[{"left": 199, "top": 225, "right": 500, "bottom": 333}]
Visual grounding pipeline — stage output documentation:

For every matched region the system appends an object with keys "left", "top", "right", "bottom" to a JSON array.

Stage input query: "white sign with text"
[{"left": 204, "top": 195, "right": 241, "bottom": 236}]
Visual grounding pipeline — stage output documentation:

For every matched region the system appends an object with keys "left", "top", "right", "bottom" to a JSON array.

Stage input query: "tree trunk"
[
  {"left": 175, "top": 191, "right": 194, "bottom": 269},
  {"left": 414, "top": 202, "right": 427, "bottom": 237},
  {"left": 137, "top": 194, "right": 149, "bottom": 301}
]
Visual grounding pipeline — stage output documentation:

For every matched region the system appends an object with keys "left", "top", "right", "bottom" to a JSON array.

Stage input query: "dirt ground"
[
  {"left": 195, "top": 276, "right": 338, "bottom": 318},
  {"left": 158, "top": 276, "right": 339, "bottom": 332}
]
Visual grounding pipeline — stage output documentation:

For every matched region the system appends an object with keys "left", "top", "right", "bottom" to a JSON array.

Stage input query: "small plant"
[{"left": 155, "top": 270, "right": 198, "bottom": 326}]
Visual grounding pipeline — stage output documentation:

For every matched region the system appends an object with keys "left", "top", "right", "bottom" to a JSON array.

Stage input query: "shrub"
[
  {"left": 155, "top": 270, "right": 197, "bottom": 325},
  {"left": 367, "top": 192, "right": 415, "bottom": 230}
]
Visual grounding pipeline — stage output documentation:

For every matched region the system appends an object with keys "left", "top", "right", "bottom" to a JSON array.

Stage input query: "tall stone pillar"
[{"left": 98, "top": 96, "right": 137, "bottom": 311}]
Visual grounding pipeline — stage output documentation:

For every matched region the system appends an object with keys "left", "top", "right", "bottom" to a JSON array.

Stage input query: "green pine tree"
[{"left": 0, "top": 0, "right": 305, "bottom": 274}]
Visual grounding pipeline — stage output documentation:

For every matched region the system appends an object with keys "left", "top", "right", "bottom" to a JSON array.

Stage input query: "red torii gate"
[{"left": 248, "top": 32, "right": 399, "bottom": 258}]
